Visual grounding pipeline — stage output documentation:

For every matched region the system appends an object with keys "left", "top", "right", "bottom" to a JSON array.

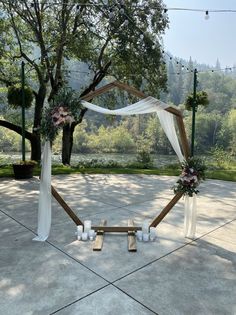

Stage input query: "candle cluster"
[
  {"left": 136, "top": 221, "right": 157, "bottom": 242},
  {"left": 76, "top": 220, "right": 96, "bottom": 241}
]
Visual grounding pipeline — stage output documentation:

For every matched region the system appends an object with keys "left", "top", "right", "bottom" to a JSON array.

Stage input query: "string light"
[
  {"left": 163, "top": 8, "right": 168, "bottom": 19},
  {"left": 119, "top": 7, "right": 124, "bottom": 15},
  {"left": 205, "top": 10, "right": 210, "bottom": 20},
  {"left": 15, "top": 2, "right": 236, "bottom": 77}
]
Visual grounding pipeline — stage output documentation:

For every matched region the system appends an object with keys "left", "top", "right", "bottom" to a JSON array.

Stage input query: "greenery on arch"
[
  {"left": 173, "top": 157, "right": 206, "bottom": 197},
  {"left": 41, "top": 88, "right": 81, "bottom": 142}
]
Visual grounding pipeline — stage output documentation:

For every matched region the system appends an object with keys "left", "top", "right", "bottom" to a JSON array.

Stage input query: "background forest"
[{"left": 1, "top": 57, "right": 236, "bottom": 159}]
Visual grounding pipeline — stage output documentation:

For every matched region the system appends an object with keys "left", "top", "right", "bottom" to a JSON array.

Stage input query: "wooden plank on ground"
[
  {"left": 128, "top": 219, "right": 137, "bottom": 252},
  {"left": 91, "top": 226, "right": 141, "bottom": 233},
  {"left": 93, "top": 219, "right": 107, "bottom": 251}
]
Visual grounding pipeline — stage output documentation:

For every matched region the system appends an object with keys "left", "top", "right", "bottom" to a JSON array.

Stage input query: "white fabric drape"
[
  {"left": 81, "top": 96, "right": 168, "bottom": 115},
  {"left": 156, "top": 110, "right": 184, "bottom": 162},
  {"left": 33, "top": 141, "right": 51, "bottom": 241},
  {"left": 184, "top": 194, "right": 197, "bottom": 239},
  {"left": 81, "top": 97, "right": 184, "bottom": 162}
]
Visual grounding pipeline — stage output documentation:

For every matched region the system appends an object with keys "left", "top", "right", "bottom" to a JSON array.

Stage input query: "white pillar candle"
[
  {"left": 150, "top": 227, "right": 157, "bottom": 241},
  {"left": 77, "top": 225, "right": 83, "bottom": 237},
  {"left": 88, "top": 229, "right": 95, "bottom": 240},
  {"left": 136, "top": 230, "right": 143, "bottom": 241},
  {"left": 81, "top": 232, "right": 88, "bottom": 241},
  {"left": 84, "top": 220, "right": 92, "bottom": 233},
  {"left": 142, "top": 220, "right": 149, "bottom": 234},
  {"left": 143, "top": 233, "right": 149, "bottom": 242}
]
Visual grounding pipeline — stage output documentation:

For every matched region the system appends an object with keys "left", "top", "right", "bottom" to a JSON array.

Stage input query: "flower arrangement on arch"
[
  {"left": 51, "top": 105, "right": 75, "bottom": 127},
  {"left": 173, "top": 157, "right": 206, "bottom": 197},
  {"left": 41, "top": 88, "right": 81, "bottom": 142}
]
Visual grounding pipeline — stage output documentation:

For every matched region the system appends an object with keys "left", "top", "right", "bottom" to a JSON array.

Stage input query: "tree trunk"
[
  {"left": 61, "top": 62, "right": 111, "bottom": 165},
  {"left": 31, "top": 84, "right": 47, "bottom": 162},
  {"left": 31, "top": 132, "right": 41, "bottom": 161},
  {"left": 62, "top": 123, "right": 76, "bottom": 165}
]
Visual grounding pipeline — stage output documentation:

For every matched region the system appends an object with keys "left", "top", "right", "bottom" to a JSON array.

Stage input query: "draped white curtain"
[
  {"left": 33, "top": 141, "right": 51, "bottom": 241},
  {"left": 81, "top": 97, "right": 184, "bottom": 162},
  {"left": 81, "top": 96, "right": 168, "bottom": 115},
  {"left": 34, "top": 96, "right": 192, "bottom": 241},
  {"left": 184, "top": 194, "right": 197, "bottom": 238},
  {"left": 156, "top": 110, "right": 184, "bottom": 162}
]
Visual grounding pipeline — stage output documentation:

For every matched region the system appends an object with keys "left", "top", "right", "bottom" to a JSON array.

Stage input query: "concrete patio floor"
[{"left": 0, "top": 174, "right": 236, "bottom": 315}]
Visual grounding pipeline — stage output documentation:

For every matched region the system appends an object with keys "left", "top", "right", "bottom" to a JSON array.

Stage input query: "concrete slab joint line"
[{"left": 0, "top": 175, "right": 236, "bottom": 315}]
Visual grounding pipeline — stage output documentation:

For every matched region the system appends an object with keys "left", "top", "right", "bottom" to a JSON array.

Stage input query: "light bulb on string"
[
  {"left": 205, "top": 10, "right": 210, "bottom": 20},
  {"left": 124, "top": 19, "right": 129, "bottom": 26},
  {"left": 109, "top": 10, "right": 114, "bottom": 19},
  {"left": 163, "top": 8, "right": 168, "bottom": 19}
]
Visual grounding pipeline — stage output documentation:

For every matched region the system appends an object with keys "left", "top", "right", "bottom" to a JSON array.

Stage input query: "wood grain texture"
[
  {"left": 127, "top": 219, "right": 137, "bottom": 252},
  {"left": 93, "top": 219, "right": 107, "bottom": 251},
  {"left": 149, "top": 192, "right": 184, "bottom": 227},
  {"left": 51, "top": 185, "right": 83, "bottom": 226}
]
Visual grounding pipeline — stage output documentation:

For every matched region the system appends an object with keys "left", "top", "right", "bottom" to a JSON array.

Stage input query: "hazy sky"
[{"left": 162, "top": 0, "right": 236, "bottom": 68}]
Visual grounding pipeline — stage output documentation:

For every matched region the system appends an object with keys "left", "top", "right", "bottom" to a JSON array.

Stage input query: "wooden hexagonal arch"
[{"left": 51, "top": 80, "right": 190, "bottom": 251}]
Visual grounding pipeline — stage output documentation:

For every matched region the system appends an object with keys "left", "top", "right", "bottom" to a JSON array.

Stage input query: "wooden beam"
[
  {"left": 93, "top": 219, "right": 107, "bottom": 251},
  {"left": 175, "top": 115, "right": 191, "bottom": 159},
  {"left": 51, "top": 185, "right": 83, "bottom": 226},
  {"left": 91, "top": 226, "right": 142, "bottom": 233},
  {"left": 81, "top": 82, "right": 117, "bottom": 101},
  {"left": 149, "top": 192, "right": 184, "bottom": 227},
  {"left": 127, "top": 219, "right": 137, "bottom": 252},
  {"left": 113, "top": 81, "right": 147, "bottom": 99},
  {"left": 82, "top": 80, "right": 183, "bottom": 119}
]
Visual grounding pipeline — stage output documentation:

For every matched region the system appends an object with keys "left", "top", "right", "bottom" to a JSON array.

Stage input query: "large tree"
[{"left": 0, "top": 0, "right": 168, "bottom": 163}]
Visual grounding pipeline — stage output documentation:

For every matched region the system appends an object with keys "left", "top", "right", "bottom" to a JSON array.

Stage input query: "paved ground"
[{"left": 0, "top": 174, "right": 236, "bottom": 315}]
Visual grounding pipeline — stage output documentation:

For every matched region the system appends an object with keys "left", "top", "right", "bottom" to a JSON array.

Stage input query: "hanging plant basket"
[{"left": 7, "top": 83, "right": 34, "bottom": 109}]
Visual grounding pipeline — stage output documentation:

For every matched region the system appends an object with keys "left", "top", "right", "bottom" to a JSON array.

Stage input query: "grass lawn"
[{"left": 1, "top": 164, "right": 236, "bottom": 182}]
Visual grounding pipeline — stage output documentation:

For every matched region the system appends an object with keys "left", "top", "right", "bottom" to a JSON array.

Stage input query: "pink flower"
[{"left": 51, "top": 105, "right": 74, "bottom": 127}]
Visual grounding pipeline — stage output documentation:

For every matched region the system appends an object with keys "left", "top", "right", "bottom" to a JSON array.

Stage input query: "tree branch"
[{"left": 0, "top": 120, "right": 34, "bottom": 142}]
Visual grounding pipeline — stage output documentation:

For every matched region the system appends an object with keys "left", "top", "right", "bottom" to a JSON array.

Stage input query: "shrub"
[
  {"left": 210, "top": 146, "right": 233, "bottom": 169},
  {"left": 136, "top": 136, "right": 153, "bottom": 168}
]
